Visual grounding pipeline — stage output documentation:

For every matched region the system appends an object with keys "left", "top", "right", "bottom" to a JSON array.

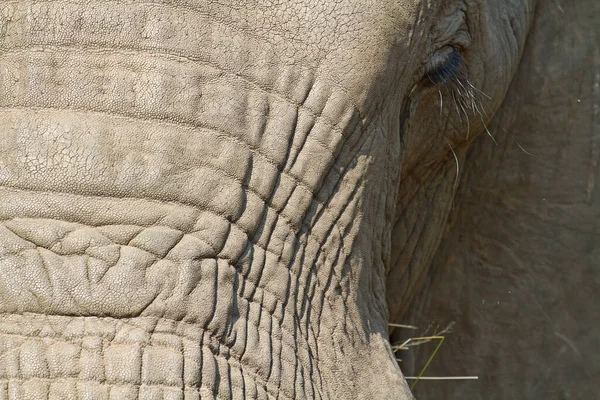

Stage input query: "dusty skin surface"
[{"left": 0, "top": 0, "right": 597, "bottom": 399}]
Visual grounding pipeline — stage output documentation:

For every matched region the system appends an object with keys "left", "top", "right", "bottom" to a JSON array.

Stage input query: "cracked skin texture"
[{"left": 0, "top": 0, "right": 597, "bottom": 399}]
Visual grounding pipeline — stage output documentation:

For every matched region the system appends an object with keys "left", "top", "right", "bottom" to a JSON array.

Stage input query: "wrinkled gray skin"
[{"left": 0, "top": 0, "right": 597, "bottom": 399}]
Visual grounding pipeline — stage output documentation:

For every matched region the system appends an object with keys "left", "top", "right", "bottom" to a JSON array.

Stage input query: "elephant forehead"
[
  {"left": 207, "top": 0, "right": 420, "bottom": 46},
  {"left": 206, "top": 0, "right": 424, "bottom": 91},
  {"left": 0, "top": 0, "right": 423, "bottom": 103}
]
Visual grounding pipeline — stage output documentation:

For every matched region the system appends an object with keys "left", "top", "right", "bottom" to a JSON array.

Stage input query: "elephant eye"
[{"left": 426, "top": 48, "right": 465, "bottom": 86}]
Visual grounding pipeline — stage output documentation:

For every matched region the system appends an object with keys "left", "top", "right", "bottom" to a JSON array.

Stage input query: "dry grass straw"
[{"left": 389, "top": 322, "right": 478, "bottom": 390}]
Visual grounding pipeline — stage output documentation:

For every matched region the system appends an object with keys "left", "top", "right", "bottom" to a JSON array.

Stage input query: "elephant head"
[{"left": 0, "top": 0, "right": 597, "bottom": 398}]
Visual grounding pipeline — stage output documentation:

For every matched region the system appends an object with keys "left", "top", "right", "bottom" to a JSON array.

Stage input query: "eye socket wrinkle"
[{"left": 426, "top": 49, "right": 466, "bottom": 86}]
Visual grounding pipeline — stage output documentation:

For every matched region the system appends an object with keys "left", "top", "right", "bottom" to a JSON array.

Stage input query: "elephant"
[{"left": 0, "top": 0, "right": 597, "bottom": 398}]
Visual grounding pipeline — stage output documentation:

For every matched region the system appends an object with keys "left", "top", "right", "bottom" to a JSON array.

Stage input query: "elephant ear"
[{"left": 403, "top": 0, "right": 600, "bottom": 398}]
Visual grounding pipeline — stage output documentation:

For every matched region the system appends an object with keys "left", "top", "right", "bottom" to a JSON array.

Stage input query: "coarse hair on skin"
[
  {"left": 426, "top": 47, "right": 494, "bottom": 143},
  {"left": 424, "top": 47, "right": 495, "bottom": 188}
]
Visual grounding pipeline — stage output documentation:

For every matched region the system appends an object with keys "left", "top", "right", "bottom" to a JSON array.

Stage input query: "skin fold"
[{"left": 0, "top": 0, "right": 596, "bottom": 398}]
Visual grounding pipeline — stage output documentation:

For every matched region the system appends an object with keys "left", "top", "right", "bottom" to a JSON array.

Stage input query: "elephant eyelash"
[
  {"left": 426, "top": 48, "right": 466, "bottom": 86},
  {"left": 424, "top": 48, "right": 493, "bottom": 141}
]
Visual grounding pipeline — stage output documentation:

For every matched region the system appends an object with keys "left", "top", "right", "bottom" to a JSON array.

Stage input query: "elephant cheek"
[{"left": 0, "top": 2, "right": 415, "bottom": 398}]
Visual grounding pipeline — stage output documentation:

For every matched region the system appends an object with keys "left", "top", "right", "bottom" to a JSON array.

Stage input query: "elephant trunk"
[{"left": 0, "top": 1, "right": 411, "bottom": 398}]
